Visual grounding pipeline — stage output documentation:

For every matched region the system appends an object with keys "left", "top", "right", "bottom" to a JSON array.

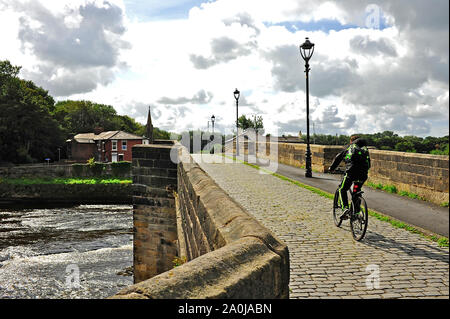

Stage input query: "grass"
[
  {"left": 367, "top": 181, "right": 428, "bottom": 202},
  {"left": 0, "top": 177, "right": 132, "bottom": 185},
  {"left": 222, "top": 154, "right": 449, "bottom": 248},
  {"left": 172, "top": 256, "right": 187, "bottom": 268}
]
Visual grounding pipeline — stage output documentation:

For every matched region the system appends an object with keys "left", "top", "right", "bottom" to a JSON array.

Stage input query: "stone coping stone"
[{"left": 111, "top": 237, "right": 287, "bottom": 299}]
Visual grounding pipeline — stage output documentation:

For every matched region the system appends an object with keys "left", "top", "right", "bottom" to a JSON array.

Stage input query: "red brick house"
[{"left": 67, "top": 130, "right": 148, "bottom": 162}]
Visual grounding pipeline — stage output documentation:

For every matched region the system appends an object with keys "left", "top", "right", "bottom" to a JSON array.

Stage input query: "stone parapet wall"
[
  {"left": 112, "top": 142, "right": 290, "bottom": 299},
  {"left": 113, "top": 237, "right": 287, "bottom": 299},
  {"left": 224, "top": 140, "right": 344, "bottom": 173},
  {"left": 367, "top": 150, "right": 449, "bottom": 204},
  {"left": 0, "top": 163, "right": 131, "bottom": 178},
  {"left": 225, "top": 140, "right": 449, "bottom": 205},
  {"left": 0, "top": 183, "right": 131, "bottom": 205}
]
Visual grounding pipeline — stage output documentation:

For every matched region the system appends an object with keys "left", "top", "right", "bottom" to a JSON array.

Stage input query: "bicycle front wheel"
[
  {"left": 333, "top": 189, "right": 342, "bottom": 227},
  {"left": 350, "top": 196, "right": 368, "bottom": 241}
]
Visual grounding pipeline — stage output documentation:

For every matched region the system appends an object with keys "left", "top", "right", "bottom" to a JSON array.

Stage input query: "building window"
[
  {"left": 112, "top": 140, "right": 117, "bottom": 151},
  {"left": 122, "top": 140, "right": 127, "bottom": 150}
]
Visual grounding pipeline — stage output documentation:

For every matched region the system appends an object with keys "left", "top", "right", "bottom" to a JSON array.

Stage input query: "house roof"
[
  {"left": 72, "top": 133, "right": 95, "bottom": 143},
  {"left": 73, "top": 131, "right": 145, "bottom": 143}
]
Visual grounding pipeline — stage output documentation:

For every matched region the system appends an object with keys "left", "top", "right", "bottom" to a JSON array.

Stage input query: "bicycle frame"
[{"left": 333, "top": 178, "right": 369, "bottom": 241}]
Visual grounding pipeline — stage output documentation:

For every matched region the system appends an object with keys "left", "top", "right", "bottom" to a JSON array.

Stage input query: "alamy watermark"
[
  {"left": 65, "top": 264, "right": 81, "bottom": 289},
  {"left": 366, "top": 264, "right": 380, "bottom": 289},
  {"left": 365, "top": 4, "right": 382, "bottom": 29}
]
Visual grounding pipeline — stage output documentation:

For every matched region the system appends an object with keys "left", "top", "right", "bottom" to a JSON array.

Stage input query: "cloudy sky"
[{"left": 0, "top": 0, "right": 448, "bottom": 137}]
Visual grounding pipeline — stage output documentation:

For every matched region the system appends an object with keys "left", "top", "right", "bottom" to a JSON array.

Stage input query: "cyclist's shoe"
[{"left": 340, "top": 208, "right": 350, "bottom": 220}]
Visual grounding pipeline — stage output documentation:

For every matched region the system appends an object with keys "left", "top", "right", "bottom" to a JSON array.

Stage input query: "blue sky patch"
[
  {"left": 123, "top": 0, "right": 214, "bottom": 21},
  {"left": 264, "top": 17, "right": 391, "bottom": 33}
]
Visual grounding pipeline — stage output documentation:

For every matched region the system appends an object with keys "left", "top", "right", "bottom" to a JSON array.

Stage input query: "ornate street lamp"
[
  {"left": 299, "top": 37, "right": 315, "bottom": 178},
  {"left": 234, "top": 89, "right": 240, "bottom": 156},
  {"left": 210, "top": 115, "right": 216, "bottom": 154}
]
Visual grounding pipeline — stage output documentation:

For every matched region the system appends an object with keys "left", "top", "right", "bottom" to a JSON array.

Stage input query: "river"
[{"left": 0, "top": 204, "right": 133, "bottom": 299}]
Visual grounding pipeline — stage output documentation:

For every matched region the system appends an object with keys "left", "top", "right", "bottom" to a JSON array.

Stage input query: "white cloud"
[{"left": 0, "top": 0, "right": 448, "bottom": 137}]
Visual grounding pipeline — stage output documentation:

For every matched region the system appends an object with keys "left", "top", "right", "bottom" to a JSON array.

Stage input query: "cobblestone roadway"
[{"left": 193, "top": 154, "right": 449, "bottom": 299}]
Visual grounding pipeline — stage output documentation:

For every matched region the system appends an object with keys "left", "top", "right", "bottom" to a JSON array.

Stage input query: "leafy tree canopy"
[
  {"left": 1, "top": 60, "right": 63, "bottom": 164},
  {"left": 309, "top": 131, "right": 448, "bottom": 155},
  {"left": 237, "top": 114, "right": 264, "bottom": 134}
]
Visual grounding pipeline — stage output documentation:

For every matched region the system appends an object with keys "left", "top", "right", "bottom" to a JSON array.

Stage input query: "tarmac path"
[{"left": 192, "top": 154, "right": 449, "bottom": 299}]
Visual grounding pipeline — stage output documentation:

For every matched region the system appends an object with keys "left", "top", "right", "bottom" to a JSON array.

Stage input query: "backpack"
[{"left": 345, "top": 143, "right": 370, "bottom": 172}]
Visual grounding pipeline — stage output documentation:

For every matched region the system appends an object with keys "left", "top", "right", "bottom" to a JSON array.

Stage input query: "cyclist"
[{"left": 328, "top": 135, "right": 371, "bottom": 219}]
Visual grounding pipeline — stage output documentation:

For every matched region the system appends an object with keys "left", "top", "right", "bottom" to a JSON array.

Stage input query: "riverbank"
[{"left": 0, "top": 182, "right": 132, "bottom": 207}]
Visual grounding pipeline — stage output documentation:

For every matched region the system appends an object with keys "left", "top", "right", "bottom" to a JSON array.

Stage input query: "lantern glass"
[
  {"left": 234, "top": 89, "right": 240, "bottom": 100},
  {"left": 300, "top": 37, "right": 315, "bottom": 61}
]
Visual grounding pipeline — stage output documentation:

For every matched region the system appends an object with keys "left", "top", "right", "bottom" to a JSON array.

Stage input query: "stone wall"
[
  {"left": 112, "top": 142, "right": 290, "bottom": 299},
  {"left": 225, "top": 139, "right": 449, "bottom": 205},
  {"left": 367, "top": 150, "right": 449, "bottom": 204},
  {"left": 131, "top": 143, "right": 178, "bottom": 283},
  {"left": 225, "top": 139, "right": 345, "bottom": 173},
  {"left": 0, "top": 183, "right": 131, "bottom": 205},
  {"left": 0, "top": 163, "right": 131, "bottom": 179}
]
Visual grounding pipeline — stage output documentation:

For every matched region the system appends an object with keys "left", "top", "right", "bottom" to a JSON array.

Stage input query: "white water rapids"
[{"left": 0, "top": 204, "right": 133, "bottom": 299}]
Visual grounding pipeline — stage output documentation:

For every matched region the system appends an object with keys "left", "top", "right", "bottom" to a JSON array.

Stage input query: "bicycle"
[{"left": 333, "top": 182, "right": 369, "bottom": 241}]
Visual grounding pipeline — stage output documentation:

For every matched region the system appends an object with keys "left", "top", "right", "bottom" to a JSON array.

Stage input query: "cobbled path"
[{"left": 193, "top": 154, "right": 449, "bottom": 299}]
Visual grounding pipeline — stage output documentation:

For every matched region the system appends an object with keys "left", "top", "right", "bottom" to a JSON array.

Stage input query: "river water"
[{"left": 0, "top": 204, "right": 133, "bottom": 299}]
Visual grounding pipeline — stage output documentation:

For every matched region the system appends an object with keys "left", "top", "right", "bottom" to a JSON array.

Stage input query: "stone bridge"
[{"left": 112, "top": 140, "right": 448, "bottom": 299}]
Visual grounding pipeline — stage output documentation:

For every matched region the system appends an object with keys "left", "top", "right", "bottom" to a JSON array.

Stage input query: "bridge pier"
[{"left": 132, "top": 143, "right": 178, "bottom": 283}]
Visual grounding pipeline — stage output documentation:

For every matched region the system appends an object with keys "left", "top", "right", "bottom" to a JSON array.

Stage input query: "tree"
[
  {"left": 237, "top": 114, "right": 265, "bottom": 134},
  {"left": 116, "top": 115, "right": 145, "bottom": 135},
  {"left": 53, "top": 100, "right": 120, "bottom": 136},
  {"left": 251, "top": 115, "right": 265, "bottom": 135},
  {"left": 0, "top": 60, "right": 65, "bottom": 163},
  {"left": 430, "top": 143, "right": 449, "bottom": 155},
  {"left": 237, "top": 115, "right": 253, "bottom": 130},
  {"left": 395, "top": 141, "right": 416, "bottom": 152}
]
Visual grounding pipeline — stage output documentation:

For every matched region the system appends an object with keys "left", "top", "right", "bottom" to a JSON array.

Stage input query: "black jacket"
[{"left": 330, "top": 138, "right": 371, "bottom": 177}]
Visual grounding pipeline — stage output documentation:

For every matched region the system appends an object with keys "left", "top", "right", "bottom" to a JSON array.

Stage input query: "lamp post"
[
  {"left": 210, "top": 115, "right": 215, "bottom": 154},
  {"left": 299, "top": 37, "right": 315, "bottom": 178},
  {"left": 234, "top": 88, "right": 240, "bottom": 157}
]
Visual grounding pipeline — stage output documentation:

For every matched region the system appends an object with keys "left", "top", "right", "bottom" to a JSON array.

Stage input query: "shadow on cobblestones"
[{"left": 362, "top": 231, "right": 449, "bottom": 264}]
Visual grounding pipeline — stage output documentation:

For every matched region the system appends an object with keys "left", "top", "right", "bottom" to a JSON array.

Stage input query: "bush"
[
  {"left": 87, "top": 157, "right": 95, "bottom": 167},
  {"left": 430, "top": 144, "right": 449, "bottom": 155}
]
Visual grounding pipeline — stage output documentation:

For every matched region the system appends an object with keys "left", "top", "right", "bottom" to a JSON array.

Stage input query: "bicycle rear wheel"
[
  {"left": 333, "top": 189, "right": 343, "bottom": 227},
  {"left": 350, "top": 196, "right": 368, "bottom": 241}
]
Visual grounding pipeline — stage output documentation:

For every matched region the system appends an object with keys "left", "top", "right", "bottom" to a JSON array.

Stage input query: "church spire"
[{"left": 147, "top": 105, "right": 154, "bottom": 144}]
